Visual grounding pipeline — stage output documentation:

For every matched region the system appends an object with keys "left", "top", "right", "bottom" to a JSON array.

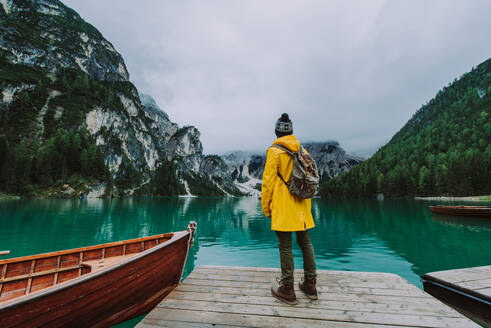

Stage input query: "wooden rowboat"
[
  {"left": 429, "top": 205, "right": 491, "bottom": 218},
  {"left": 0, "top": 222, "right": 197, "bottom": 328}
]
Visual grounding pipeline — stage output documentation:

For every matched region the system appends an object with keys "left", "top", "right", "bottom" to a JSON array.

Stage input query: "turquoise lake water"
[{"left": 1, "top": 197, "right": 490, "bottom": 327}]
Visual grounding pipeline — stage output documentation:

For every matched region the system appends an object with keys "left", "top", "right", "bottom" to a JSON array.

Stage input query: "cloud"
[{"left": 63, "top": 0, "right": 491, "bottom": 154}]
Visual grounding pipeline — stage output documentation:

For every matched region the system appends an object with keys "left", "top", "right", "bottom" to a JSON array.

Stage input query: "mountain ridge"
[
  {"left": 0, "top": 0, "right": 242, "bottom": 197},
  {"left": 321, "top": 58, "right": 491, "bottom": 198},
  {"left": 223, "top": 141, "right": 363, "bottom": 196},
  {"left": 0, "top": 0, "right": 363, "bottom": 198}
]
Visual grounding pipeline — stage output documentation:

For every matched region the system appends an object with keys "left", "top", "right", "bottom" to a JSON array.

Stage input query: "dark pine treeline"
[
  {"left": 153, "top": 161, "right": 184, "bottom": 196},
  {"left": 321, "top": 58, "right": 491, "bottom": 198},
  {"left": 0, "top": 53, "right": 125, "bottom": 195},
  {"left": 0, "top": 129, "right": 107, "bottom": 195}
]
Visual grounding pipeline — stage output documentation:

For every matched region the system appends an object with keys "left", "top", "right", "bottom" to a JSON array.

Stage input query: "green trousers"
[{"left": 275, "top": 230, "right": 317, "bottom": 284}]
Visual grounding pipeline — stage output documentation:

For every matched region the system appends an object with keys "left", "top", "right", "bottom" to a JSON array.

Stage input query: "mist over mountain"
[{"left": 321, "top": 58, "right": 491, "bottom": 198}]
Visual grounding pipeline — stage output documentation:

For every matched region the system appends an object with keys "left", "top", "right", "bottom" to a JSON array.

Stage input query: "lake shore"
[
  {"left": 0, "top": 193, "right": 21, "bottom": 200},
  {"left": 414, "top": 195, "right": 491, "bottom": 202}
]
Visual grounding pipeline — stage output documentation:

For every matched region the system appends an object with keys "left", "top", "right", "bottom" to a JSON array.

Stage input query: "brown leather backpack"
[{"left": 270, "top": 144, "right": 319, "bottom": 199}]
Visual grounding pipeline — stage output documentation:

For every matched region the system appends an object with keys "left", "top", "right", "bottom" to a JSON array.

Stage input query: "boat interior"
[{"left": 0, "top": 233, "right": 173, "bottom": 303}]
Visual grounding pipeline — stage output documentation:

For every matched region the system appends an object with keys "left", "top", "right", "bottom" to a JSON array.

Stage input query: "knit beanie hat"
[{"left": 275, "top": 113, "right": 293, "bottom": 134}]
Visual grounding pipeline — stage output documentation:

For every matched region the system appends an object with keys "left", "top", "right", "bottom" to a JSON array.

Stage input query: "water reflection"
[
  {"left": 430, "top": 213, "right": 491, "bottom": 230},
  {"left": 1, "top": 197, "right": 490, "bottom": 290}
]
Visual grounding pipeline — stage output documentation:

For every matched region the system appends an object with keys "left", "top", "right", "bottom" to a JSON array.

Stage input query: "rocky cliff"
[
  {"left": 0, "top": 0, "right": 241, "bottom": 197},
  {"left": 222, "top": 141, "right": 363, "bottom": 196},
  {"left": 0, "top": 0, "right": 129, "bottom": 81},
  {"left": 0, "top": 0, "right": 361, "bottom": 198}
]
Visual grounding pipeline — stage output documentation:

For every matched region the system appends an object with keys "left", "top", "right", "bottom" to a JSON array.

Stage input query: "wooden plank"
[
  {"left": 475, "top": 287, "right": 491, "bottom": 295},
  {"left": 194, "top": 265, "right": 403, "bottom": 277},
  {"left": 197, "top": 265, "right": 397, "bottom": 278},
  {"left": 426, "top": 266, "right": 491, "bottom": 283},
  {"left": 1, "top": 263, "right": 7, "bottom": 279},
  {"left": 166, "top": 291, "right": 460, "bottom": 317},
  {"left": 0, "top": 265, "right": 86, "bottom": 283},
  {"left": 176, "top": 284, "right": 445, "bottom": 306},
  {"left": 181, "top": 278, "right": 428, "bottom": 297},
  {"left": 192, "top": 269, "right": 404, "bottom": 281},
  {"left": 138, "top": 321, "right": 244, "bottom": 328},
  {"left": 186, "top": 272, "right": 414, "bottom": 290},
  {"left": 143, "top": 308, "right": 405, "bottom": 328},
  {"left": 457, "top": 278, "right": 491, "bottom": 291},
  {"left": 156, "top": 299, "right": 476, "bottom": 328},
  {"left": 428, "top": 271, "right": 491, "bottom": 284},
  {"left": 83, "top": 254, "right": 136, "bottom": 272},
  {"left": 192, "top": 267, "right": 408, "bottom": 284}
]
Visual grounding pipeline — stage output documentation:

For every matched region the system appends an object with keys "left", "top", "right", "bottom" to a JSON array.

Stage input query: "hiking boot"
[
  {"left": 271, "top": 278, "right": 297, "bottom": 305},
  {"left": 299, "top": 276, "right": 318, "bottom": 300}
]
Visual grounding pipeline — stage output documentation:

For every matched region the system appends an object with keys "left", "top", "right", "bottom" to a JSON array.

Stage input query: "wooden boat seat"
[
  {"left": 0, "top": 264, "right": 91, "bottom": 284},
  {"left": 83, "top": 254, "right": 137, "bottom": 272},
  {"left": 0, "top": 264, "right": 92, "bottom": 303}
]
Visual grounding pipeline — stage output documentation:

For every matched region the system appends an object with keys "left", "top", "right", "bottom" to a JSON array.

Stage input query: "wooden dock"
[
  {"left": 136, "top": 266, "right": 480, "bottom": 328},
  {"left": 422, "top": 265, "right": 491, "bottom": 327}
]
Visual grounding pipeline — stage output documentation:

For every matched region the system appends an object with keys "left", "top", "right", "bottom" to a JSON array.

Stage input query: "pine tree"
[{"left": 80, "top": 149, "right": 89, "bottom": 177}]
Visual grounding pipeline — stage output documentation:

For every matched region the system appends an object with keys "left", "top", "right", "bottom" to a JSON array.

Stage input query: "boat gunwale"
[
  {"left": 429, "top": 205, "right": 491, "bottom": 209},
  {"left": 0, "top": 233, "right": 175, "bottom": 265},
  {"left": 429, "top": 205, "right": 491, "bottom": 217},
  {"left": 0, "top": 230, "right": 190, "bottom": 312}
]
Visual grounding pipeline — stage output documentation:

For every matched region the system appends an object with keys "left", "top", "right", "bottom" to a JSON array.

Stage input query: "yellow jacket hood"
[{"left": 272, "top": 135, "right": 300, "bottom": 152}]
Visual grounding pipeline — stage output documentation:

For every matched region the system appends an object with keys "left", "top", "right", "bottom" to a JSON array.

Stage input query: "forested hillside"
[
  {"left": 0, "top": 1, "right": 121, "bottom": 196},
  {"left": 0, "top": 0, "right": 241, "bottom": 197},
  {"left": 321, "top": 58, "right": 491, "bottom": 198}
]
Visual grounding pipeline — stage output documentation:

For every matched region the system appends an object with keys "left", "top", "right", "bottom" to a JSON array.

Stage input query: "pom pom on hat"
[
  {"left": 275, "top": 113, "right": 293, "bottom": 133},
  {"left": 279, "top": 113, "right": 290, "bottom": 122}
]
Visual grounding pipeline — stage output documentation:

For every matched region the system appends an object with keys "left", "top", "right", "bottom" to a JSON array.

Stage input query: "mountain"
[
  {"left": 321, "top": 58, "right": 491, "bottom": 198},
  {"left": 223, "top": 141, "right": 363, "bottom": 196},
  {"left": 0, "top": 0, "right": 241, "bottom": 197}
]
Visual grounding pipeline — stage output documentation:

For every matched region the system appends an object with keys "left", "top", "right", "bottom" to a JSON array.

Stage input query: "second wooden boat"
[
  {"left": 0, "top": 221, "right": 197, "bottom": 328},
  {"left": 429, "top": 205, "right": 491, "bottom": 218}
]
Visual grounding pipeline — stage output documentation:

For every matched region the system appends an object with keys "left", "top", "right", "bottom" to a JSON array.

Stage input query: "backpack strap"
[
  {"left": 269, "top": 144, "right": 297, "bottom": 186},
  {"left": 270, "top": 144, "right": 294, "bottom": 155},
  {"left": 276, "top": 171, "right": 288, "bottom": 185}
]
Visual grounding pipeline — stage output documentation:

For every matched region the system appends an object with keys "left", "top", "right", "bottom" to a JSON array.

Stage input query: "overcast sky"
[{"left": 64, "top": 0, "right": 491, "bottom": 155}]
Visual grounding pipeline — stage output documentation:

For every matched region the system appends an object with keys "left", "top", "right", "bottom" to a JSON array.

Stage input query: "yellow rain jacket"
[{"left": 261, "top": 135, "right": 315, "bottom": 231}]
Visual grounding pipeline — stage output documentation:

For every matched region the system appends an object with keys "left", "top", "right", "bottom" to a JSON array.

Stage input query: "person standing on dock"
[{"left": 261, "top": 113, "right": 318, "bottom": 305}]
